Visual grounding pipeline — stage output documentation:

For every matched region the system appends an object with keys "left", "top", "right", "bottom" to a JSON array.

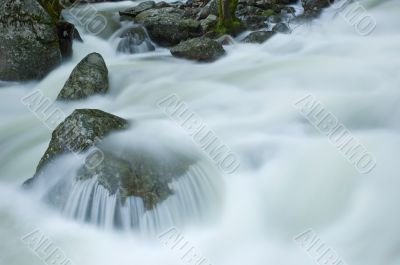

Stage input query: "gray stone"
[
  {"left": 301, "top": 0, "right": 333, "bottom": 17},
  {"left": 272, "top": 22, "right": 291, "bottom": 33},
  {"left": 170, "top": 37, "right": 225, "bottom": 62},
  {"left": 242, "top": 30, "right": 275, "bottom": 43},
  {"left": 25, "top": 109, "right": 129, "bottom": 184},
  {"left": 200, "top": 14, "right": 218, "bottom": 33},
  {"left": 0, "top": 0, "right": 62, "bottom": 81},
  {"left": 117, "top": 25, "right": 155, "bottom": 54},
  {"left": 57, "top": 53, "right": 109, "bottom": 101},
  {"left": 119, "top": 1, "right": 156, "bottom": 17},
  {"left": 135, "top": 7, "right": 201, "bottom": 46},
  {"left": 243, "top": 15, "right": 267, "bottom": 30}
]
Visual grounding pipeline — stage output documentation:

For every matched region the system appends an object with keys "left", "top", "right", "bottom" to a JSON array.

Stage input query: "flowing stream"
[{"left": 1, "top": 0, "right": 400, "bottom": 264}]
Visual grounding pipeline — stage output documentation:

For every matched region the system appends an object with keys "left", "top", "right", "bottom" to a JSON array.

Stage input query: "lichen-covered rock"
[
  {"left": 134, "top": 7, "right": 202, "bottom": 46},
  {"left": 0, "top": 0, "right": 62, "bottom": 81},
  {"left": 57, "top": 53, "right": 109, "bottom": 101},
  {"left": 242, "top": 30, "right": 275, "bottom": 43},
  {"left": 30, "top": 109, "right": 128, "bottom": 179},
  {"left": 170, "top": 37, "right": 225, "bottom": 62}
]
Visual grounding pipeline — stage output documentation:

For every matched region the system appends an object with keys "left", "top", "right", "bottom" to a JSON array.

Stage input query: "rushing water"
[{"left": 1, "top": 0, "right": 400, "bottom": 264}]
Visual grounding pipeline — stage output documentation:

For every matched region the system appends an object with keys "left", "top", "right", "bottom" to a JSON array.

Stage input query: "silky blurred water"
[{"left": 0, "top": 0, "right": 399, "bottom": 265}]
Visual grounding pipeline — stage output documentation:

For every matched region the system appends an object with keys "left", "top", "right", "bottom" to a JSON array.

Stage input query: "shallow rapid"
[{"left": 0, "top": 0, "right": 399, "bottom": 265}]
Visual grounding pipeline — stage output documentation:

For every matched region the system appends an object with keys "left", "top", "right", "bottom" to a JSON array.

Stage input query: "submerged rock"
[
  {"left": 23, "top": 108, "right": 196, "bottom": 211},
  {"left": 272, "top": 22, "right": 291, "bottom": 33},
  {"left": 170, "top": 37, "right": 225, "bottom": 62},
  {"left": 0, "top": 0, "right": 62, "bottom": 81},
  {"left": 76, "top": 151, "right": 189, "bottom": 209},
  {"left": 28, "top": 109, "right": 128, "bottom": 181},
  {"left": 242, "top": 30, "right": 275, "bottom": 43},
  {"left": 117, "top": 26, "right": 155, "bottom": 54},
  {"left": 57, "top": 53, "right": 109, "bottom": 101}
]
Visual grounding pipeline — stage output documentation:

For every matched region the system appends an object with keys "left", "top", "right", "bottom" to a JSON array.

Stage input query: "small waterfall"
[
  {"left": 62, "top": 163, "right": 221, "bottom": 232},
  {"left": 111, "top": 22, "right": 156, "bottom": 54},
  {"left": 29, "top": 147, "right": 222, "bottom": 233}
]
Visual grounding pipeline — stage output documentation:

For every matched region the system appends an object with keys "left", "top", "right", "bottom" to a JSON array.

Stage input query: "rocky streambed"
[{"left": 2, "top": 0, "right": 334, "bottom": 228}]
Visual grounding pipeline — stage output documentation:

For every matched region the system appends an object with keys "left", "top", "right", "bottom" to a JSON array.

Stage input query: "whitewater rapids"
[{"left": 0, "top": 0, "right": 399, "bottom": 265}]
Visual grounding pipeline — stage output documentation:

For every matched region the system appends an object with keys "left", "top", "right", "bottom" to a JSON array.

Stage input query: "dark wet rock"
[
  {"left": 281, "top": 6, "right": 296, "bottom": 15},
  {"left": 117, "top": 26, "right": 155, "bottom": 54},
  {"left": 26, "top": 109, "right": 128, "bottom": 184},
  {"left": 170, "top": 37, "right": 225, "bottom": 62},
  {"left": 302, "top": 0, "right": 333, "bottom": 18},
  {"left": 0, "top": 0, "right": 62, "bottom": 81},
  {"left": 242, "top": 30, "right": 275, "bottom": 43},
  {"left": 272, "top": 22, "right": 291, "bottom": 33},
  {"left": 276, "top": 0, "right": 298, "bottom": 4},
  {"left": 57, "top": 53, "right": 109, "bottom": 101},
  {"left": 119, "top": 1, "right": 156, "bottom": 18},
  {"left": 73, "top": 28, "right": 84, "bottom": 42},
  {"left": 197, "top": 5, "right": 211, "bottom": 20},
  {"left": 216, "top": 34, "right": 236, "bottom": 45},
  {"left": 261, "top": 9, "right": 281, "bottom": 22},
  {"left": 254, "top": 0, "right": 273, "bottom": 9},
  {"left": 243, "top": 15, "right": 267, "bottom": 30},
  {"left": 236, "top": 6, "right": 264, "bottom": 17},
  {"left": 57, "top": 21, "right": 75, "bottom": 59},
  {"left": 156, "top": 1, "right": 171, "bottom": 8},
  {"left": 134, "top": 7, "right": 201, "bottom": 46}
]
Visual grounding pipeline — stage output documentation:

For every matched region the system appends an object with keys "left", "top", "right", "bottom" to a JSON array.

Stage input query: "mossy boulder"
[
  {"left": 0, "top": 0, "right": 62, "bottom": 81},
  {"left": 57, "top": 53, "right": 109, "bottom": 101}
]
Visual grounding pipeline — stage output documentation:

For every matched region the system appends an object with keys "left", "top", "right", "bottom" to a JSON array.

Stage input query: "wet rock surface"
[
  {"left": 76, "top": 151, "right": 191, "bottom": 209},
  {"left": 27, "top": 109, "right": 128, "bottom": 182},
  {"left": 117, "top": 25, "right": 156, "bottom": 53},
  {"left": 301, "top": 0, "right": 334, "bottom": 18},
  {"left": 57, "top": 53, "right": 109, "bottom": 101},
  {"left": 0, "top": 0, "right": 62, "bottom": 81},
  {"left": 134, "top": 7, "right": 202, "bottom": 46},
  {"left": 170, "top": 37, "right": 225, "bottom": 62},
  {"left": 242, "top": 30, "right": 275, "bottom": 43}
]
